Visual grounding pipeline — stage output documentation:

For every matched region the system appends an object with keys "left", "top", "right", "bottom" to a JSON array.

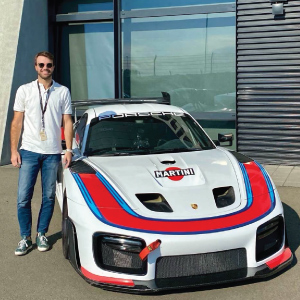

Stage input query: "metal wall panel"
[{"left": 237, "top": 0, "right": 300, "bottom": 165}]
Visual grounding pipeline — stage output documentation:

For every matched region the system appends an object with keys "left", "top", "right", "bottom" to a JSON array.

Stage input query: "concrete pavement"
[
  {"left": 1, "top": 164, "right": 300, "bottom": 300},
  {"left": 263, "top": 165, "right": 300, "bottom": 188}
]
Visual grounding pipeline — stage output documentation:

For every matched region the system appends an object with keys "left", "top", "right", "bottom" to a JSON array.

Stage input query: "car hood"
[{"left": 86, "top": 149, "right": 246, "bottom": 219}]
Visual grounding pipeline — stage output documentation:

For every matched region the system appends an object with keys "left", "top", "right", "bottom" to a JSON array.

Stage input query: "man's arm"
[
  {"left": 62, "top": 114, "right": 73, "bottom": 168},
  {"left": 10, "top": 111, "right": 24, "bottom": 168}
]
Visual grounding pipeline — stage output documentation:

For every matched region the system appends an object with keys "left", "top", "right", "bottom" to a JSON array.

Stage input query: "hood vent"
[
  {"left": 160, "top": 160, "right": 176, "bottom": 165},
  {"left": 160, "top": 159, "right": 176, "bottom": 165},
  {"left": 213, "top": 186, "right": 235, "bottom": 208},
  {"left": 157, "top": 155, "right": 176, "bottom": 165},
  {"left": 136, "top": 193, "right": 173, "bottom": 213}
]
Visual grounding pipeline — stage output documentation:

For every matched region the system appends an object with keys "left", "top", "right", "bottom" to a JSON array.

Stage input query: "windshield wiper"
[
  {"left": 110, "top": 149, "right": 151, "bottom": 156},
  {"left": 150, "top": 148, "right": 202, "bottom": 154},
  {"left": 84, "top": 147, "right": 131, "bottom": 156},
  {"left": 85, "top": 147, "right": 150, "bottom": 156}
]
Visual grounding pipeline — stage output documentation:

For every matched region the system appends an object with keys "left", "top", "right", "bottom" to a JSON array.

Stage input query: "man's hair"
[{"left": 34, "top": 51, "right": 55, "bottom": 65}]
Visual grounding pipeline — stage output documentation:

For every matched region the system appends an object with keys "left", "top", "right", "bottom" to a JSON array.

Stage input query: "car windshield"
[{"left": 85, "top": 112, "right": 215, "bottom": 156}]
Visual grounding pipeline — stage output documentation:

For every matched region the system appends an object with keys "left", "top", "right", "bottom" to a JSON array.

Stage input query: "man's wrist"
[{"left": 66, "top": 149, "right": 73, "bottom": 154}]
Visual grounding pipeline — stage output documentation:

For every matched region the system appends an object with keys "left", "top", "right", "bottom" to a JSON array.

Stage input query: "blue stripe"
[
  {"left": 238, "top": 162, "right": 253, "bottom": 208},
  {"left": 70, "top": 162, "right": 276, "bottom": 235}
]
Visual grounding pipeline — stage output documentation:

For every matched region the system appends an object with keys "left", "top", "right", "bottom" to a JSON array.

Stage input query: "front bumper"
[{"left": 79, "top": 247, "right": 292, "bottom": 294}]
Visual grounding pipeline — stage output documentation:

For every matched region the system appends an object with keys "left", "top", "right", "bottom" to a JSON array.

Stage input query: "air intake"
[
  {"left": 136, "top": 193, "right": 173, "bottom": 212},
  {"left": 213, "top": 186, "right": 235, "bottom": 208}
]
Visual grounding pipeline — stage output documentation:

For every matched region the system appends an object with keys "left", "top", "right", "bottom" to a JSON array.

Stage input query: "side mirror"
[
  {"left": 217, "top": 133, "right": 234, "bottom": 147},
  {"left": 213, "top": 140, "right": 220, "bottom": 146}
]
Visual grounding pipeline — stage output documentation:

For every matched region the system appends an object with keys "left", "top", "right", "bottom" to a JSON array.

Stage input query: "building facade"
[{"left": 0, "top": 0, "right": 299, "bottom": 165}]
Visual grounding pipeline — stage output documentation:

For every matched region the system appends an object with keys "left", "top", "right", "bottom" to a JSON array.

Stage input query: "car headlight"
[
  {"left": 93, "top": 234, "right": 147, "bottom": 275},
  {"left": 256, "top": 216, "right": 284, "bottom": 262}
]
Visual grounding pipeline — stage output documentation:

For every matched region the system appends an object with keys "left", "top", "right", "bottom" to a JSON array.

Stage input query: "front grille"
[
  {"left": 155, "top": 248, "right": 247, "bottom": 287},
  {"left": 101, "top": 243, "right": 144, "bottom": 270}
]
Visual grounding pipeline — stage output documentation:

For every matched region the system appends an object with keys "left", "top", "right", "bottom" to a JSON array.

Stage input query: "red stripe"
[
  {"left": 81, "top": 267, "right": 135, "bottom": 286},
  {"left": 61, "top": 127, "right": 65, "bottom": 141},
  {"left": 79, "top": 162, "right": 273, "bottom": 233},
  {"left": 266, "top": 248, "right": 292, "bottom": 270}
]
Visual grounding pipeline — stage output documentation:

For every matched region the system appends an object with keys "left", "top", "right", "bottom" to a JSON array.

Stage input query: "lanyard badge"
[{"left": 37, "top": 81, "right": 51, "bottom": 141}]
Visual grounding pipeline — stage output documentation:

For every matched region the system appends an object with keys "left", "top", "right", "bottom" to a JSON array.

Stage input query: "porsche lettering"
[{"left": 112, "top": 112, "right": 184, "bottom": 118}]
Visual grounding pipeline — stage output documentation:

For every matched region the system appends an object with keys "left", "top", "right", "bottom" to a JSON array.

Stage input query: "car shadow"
[
  {"left": 283, "top": 202, "right": 300, "bottom": 257},
  {"left": 47, "top": 231, "right": 62, "bottom": 247}
]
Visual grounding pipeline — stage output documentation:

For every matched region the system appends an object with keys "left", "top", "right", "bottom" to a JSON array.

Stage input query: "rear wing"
[{"left": 71, "top": 92, "right": 170, "bottom": 122}]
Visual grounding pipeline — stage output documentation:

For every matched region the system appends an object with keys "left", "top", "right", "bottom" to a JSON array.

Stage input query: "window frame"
[{"left": 53, "top": 1, "right": 235, "bottom": 99}]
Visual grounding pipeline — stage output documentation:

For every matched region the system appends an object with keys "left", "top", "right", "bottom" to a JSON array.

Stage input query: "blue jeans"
[{"left": 17, "top": 150, "right": 61, "bottom": 237}]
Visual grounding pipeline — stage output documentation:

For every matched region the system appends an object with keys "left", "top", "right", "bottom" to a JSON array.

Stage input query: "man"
[{"left": 10, "top": 51, "right": 73, "bottom": 256}]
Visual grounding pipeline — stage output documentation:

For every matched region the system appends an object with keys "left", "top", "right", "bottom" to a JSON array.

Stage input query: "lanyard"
[{"left": 37, "top": 81, "right": 51, "bottom": 130}]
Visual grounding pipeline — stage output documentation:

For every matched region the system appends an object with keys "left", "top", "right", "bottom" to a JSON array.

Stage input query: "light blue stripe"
[{"left": 238, "top": 162, "right": 253, "bottom": 207}]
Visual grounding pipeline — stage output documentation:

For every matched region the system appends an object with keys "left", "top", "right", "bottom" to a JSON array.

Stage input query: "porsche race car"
[{"left": 56, "top": 98, "right": 292, "bottom": 293}]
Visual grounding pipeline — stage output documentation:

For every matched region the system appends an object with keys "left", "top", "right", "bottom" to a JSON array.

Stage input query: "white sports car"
[{"left": 56, "top": 98, "right": 292, "bottom": 293}]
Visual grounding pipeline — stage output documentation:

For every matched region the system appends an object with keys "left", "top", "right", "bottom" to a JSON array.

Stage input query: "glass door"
[{"left": 59, "top": 22, "right": 114, "bottom": 101}]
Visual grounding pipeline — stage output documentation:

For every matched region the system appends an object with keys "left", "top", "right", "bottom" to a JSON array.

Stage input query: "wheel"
[{"left": 62, "top": 193, "right": 69, "bottom": 259}]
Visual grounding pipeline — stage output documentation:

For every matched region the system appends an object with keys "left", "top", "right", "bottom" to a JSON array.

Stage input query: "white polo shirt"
[{"left": 13, "top": 79, "right": 72, "bottom": 154}]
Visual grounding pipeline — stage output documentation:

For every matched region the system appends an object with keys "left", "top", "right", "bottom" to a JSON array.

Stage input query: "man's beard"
[{"left": 39, "top": 71, "right": 53, "bottom": 80}]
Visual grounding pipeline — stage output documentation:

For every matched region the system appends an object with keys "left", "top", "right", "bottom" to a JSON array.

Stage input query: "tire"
[{"left": 62, "top": 194, "right": 69, "bottom": 259}]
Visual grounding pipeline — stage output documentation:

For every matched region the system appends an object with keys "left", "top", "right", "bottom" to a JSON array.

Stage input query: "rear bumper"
[{"left": 79, "top": 247, "right": 293, "bottom": 294}]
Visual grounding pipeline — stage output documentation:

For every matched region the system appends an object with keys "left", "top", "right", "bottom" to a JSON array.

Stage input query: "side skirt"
[{"left": 67, "top": 218, "right": 81, "bottom": 271}]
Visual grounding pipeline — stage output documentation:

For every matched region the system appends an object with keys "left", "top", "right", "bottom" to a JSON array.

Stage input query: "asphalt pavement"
[{"left": 1, "top": 164, "right": 300, "bottom": 300}]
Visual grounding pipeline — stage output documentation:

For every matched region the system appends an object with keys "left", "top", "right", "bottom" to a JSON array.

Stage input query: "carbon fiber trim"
[
  {"left": 69, "top": 160, "right": 96, "bottom": 174},
  {"left": 229, "top": 150, "right": 253, "bottom": 163}
]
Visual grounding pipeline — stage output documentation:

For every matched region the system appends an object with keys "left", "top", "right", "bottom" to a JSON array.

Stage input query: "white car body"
[{"left": 56, "top": 101, "right": 292, "bottom": 293}]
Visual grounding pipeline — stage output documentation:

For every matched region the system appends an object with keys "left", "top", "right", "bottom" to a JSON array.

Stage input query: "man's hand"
[
  {"left": 62, "top": 114, "right": 73, "bottom": 169},
  {"left": 11, "top": 151, "right": 21, "bottom": 168},
  {"left": 62, "top": 151, "right": 72, "bottom": 169}
]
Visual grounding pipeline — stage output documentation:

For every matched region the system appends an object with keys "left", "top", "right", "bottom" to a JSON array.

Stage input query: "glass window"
[
  {"left": 122, "top": 0, "right": 233, "bottom": 10},
  {"left": 85, "top": 113, "right": 215, "bottom": 156},
  {"left": 57, "top": 0, "right": 113, "bottom": 14},
  {"left": 59, "top": 22, "right": 114, "bottom": 101},
  {"left": 75, "top": 113, "right": 88, "bottom": 149},
  {"left": 122, "top": 13, "right": 236, "bottom": 149}
]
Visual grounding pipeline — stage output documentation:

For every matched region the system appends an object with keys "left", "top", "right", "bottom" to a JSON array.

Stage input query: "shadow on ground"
[
  {"left": 47, "top": 231, "right": 62, "bottom": 247},
  {"left": 283, "top": 203, "right": 300, "bottom": 257}
]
